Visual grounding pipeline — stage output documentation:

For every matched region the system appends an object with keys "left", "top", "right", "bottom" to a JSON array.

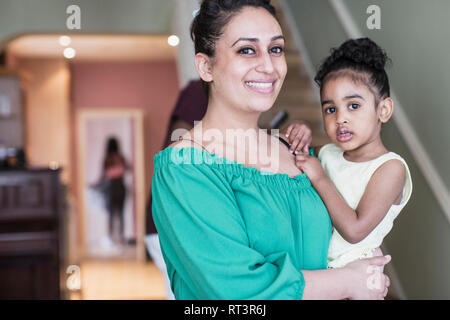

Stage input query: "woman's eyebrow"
[{"left": 231, "top": 35, "right": 285, "bottom": 47}]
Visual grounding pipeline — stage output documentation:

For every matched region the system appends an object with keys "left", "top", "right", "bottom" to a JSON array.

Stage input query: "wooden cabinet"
[{"left": 0, "top": 169, "right": 63, "bottom": 299}]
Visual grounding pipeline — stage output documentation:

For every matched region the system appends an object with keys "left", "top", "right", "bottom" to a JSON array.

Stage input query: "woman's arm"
[
  {"left": 296, "top": 155, "right": 406, "bottom": 244},
  {"left": 303, "top": 255, "right": 391, "bottom": 300}
]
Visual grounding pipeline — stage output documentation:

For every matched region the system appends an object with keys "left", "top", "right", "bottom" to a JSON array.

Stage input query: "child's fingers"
[
  {"left": 285, "top": 124, "right": 294, "bottom": 138},
  {"left": 287, "top": 127, "right": 300, "bottom": 144},
  {"left": 295, "top": 154, "right": 308, "bottom": 162},
  {"left": 301, "top": 137, "right": 313, "bottom": 154},
  {"left": 290, "top": 133, "right": 304, "bottom": 153},
  {"left": 302, "top": 144, "right": 310, "bottom": 154},
  {"left": 296, "top": 132, "right": 312, "bottom": 154}
]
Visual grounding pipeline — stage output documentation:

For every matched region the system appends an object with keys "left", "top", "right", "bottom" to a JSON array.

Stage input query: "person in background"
[
  {"left": 103, "top": 137, "right": 127, "bottom": 245},
  {"left": 145, "top": 79, "right": 208, "bottom": 300}
]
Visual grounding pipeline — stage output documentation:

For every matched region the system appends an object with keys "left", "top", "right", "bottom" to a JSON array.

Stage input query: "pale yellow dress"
[{"left": 318, "top": 144, "right": 413, "bottom": 268}]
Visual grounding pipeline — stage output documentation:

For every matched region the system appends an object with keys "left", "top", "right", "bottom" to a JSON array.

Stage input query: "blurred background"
[{"left": 0, "top": 0, "right": 448, "bottom": 300}]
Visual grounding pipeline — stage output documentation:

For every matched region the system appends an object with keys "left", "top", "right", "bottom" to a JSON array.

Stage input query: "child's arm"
[{"left": 296, "top": 154, "right": 406, "bottom": 244}]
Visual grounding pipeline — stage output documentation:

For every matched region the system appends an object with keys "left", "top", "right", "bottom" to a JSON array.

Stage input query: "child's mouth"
[{"left": 336, "top": 128, "right": 353, "bottom": 142}]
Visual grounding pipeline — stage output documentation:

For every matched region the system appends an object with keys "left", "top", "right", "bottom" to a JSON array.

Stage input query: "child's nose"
[{"left": 336, "top": 110, "right": 349, "bottom": 125}]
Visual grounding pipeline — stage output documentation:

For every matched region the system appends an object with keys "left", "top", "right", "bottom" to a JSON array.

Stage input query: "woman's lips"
[{"left": 245, "top": 80, "right": 275, "bottom": 94}]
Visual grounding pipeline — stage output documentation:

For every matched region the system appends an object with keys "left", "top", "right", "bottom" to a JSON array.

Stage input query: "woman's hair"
[
  {"left": 190, "top": 0, "right": 277, "bottom": 93},
  {"left": 314, "top": 37, "right": 391, "bottom": 106},
  {"left": 106, "top": 137, "right": 120, "bottom": 154}
]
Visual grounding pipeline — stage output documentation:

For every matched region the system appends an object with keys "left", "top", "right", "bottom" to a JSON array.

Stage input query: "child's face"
[{"left": 320, "top": 75, "right": 385, "bottom": 152}]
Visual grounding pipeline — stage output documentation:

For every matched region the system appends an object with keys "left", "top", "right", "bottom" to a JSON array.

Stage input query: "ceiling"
[{"left": 7, "top": 34, "right": 177, "bottom": 61}]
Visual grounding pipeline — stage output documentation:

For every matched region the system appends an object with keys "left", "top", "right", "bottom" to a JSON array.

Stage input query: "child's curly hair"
[{"left": 315, "top": 38, "right": 392, "bottom": 106}]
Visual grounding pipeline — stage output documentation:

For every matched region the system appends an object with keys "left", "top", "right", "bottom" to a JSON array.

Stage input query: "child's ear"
[
  {"left": 195, "top": 53, "right": 214, "bottom": 83},
  {"left": 378, "top": 97, "right": 394, "bottom": 123}
]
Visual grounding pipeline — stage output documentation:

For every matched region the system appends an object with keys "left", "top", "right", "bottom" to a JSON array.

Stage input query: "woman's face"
[{"left": 208, "top": 6, "right": 287, "bottom": 114}]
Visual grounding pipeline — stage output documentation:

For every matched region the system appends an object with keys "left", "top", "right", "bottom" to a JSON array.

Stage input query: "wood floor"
[{"left": 70, "top": 258, "right": 167, "bottom": 300}]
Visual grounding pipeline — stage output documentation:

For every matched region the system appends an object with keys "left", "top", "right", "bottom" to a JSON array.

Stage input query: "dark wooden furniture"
[{"left": 0, "top": 169, "right": 63, "bottom": 299}]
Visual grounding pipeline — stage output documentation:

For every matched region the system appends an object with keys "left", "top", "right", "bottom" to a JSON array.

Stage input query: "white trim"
[
  {"left": 328, "top": 0, "right": 361, "bottom": 38},
  {"left": 328, "top": 0, "right": 450, "bottom": 224}
]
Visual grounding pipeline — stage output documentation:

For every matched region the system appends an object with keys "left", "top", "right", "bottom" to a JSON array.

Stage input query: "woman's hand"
[
  {"left": 344, "top": 255, "right": 391, "bottom": 300},
  {"left": 284, "top": 120, "right": 312, "bottom": 154}
]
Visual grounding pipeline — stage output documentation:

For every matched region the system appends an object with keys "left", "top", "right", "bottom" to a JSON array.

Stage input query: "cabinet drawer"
[{"left": 0, "top": 170, "right": 59, "bottom": 220}]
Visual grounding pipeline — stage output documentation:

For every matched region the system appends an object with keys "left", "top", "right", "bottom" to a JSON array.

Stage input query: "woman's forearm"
[{"left": 301, "top": 268, "right": 350, "bottom": 300}]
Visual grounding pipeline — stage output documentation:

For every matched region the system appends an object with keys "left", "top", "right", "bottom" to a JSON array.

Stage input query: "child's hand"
[
  {"left": 284, "top": 120, "right": 312, "bottom": 154},
  {"left": 295, "top": 153, "right": 327, "bottom": 184}
]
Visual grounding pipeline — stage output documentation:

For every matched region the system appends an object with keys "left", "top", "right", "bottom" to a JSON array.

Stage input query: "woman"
[
  {"left": 152, "top": 0, "right": 391, "bottom": 299},
  {"left": 103, "top": 137, "right": 127, "bottom": 244}
]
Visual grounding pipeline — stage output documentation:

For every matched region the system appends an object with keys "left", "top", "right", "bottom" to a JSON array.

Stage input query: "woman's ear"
[
  {"left": 195, "top": 53, "right": 213, "bottom": 83},
  {"left": 378, "top": 97, "right": 394, "bottom": 123}
]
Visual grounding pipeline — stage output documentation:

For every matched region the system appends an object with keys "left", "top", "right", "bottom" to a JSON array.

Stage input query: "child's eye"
[
  {"left": 269, "top": 46, "right": 284, "bottom": 55},
  {"left": 349, "top": 103, "right": 360, "bottom": 110},
  {"left": 237, "top": 47, "right": 256, "bottom": 55},
  {"left": 325, "top": 107, "right": 336, "bottom": 114}
]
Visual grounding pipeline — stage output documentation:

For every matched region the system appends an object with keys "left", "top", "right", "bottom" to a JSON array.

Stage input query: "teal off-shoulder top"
[{"left": 152, "top": 147, "right": 331, "bottom": 300}]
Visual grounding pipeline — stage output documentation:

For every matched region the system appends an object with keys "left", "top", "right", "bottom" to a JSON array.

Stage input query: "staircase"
[{"left": 259, "top": 0, "right": 330, "bottom": 147}]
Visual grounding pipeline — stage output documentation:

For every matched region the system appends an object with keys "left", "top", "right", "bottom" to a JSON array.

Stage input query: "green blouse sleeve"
[{"left": 152, "top": 155, "right": 305, "bottom": 300}]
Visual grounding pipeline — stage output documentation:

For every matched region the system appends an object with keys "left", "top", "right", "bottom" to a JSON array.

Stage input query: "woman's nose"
[{"left": 256, "top": 52, "right": 275, "bottom": 74}]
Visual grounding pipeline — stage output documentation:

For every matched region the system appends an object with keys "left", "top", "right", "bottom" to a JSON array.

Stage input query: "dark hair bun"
[
  {"left": 330, "top": 37, "right": 389, "bottom": 71},
  {"left": 314, "top": 37, "right": 392, "bottom": 102}
]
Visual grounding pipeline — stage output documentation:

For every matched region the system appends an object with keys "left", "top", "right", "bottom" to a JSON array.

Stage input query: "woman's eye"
[
  {"left": 270, "top": 46, "right": 284, "bottom": 55},
  {"left": 349, "top": 103, "right": 360, "bottom": 110},
  {"left": 325, "top": 107, "right": 336, "bottom": 114},
  {"left": 238, "top": 47, "right": 256, "bottom": 55}
]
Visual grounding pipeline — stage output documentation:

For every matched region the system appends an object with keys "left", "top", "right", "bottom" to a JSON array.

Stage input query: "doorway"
[{"left": 77, "top": 109, "right": 146, "bottom": 261}]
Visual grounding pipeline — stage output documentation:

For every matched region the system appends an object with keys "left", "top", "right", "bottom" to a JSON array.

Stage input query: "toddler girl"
[{"left": 285, "top": 38, "right": 413, "bottom": 268}]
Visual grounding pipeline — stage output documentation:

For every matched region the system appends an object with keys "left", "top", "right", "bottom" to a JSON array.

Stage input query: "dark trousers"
[{"left": 106, "top": 179, "right": 126, "bottom": 241}]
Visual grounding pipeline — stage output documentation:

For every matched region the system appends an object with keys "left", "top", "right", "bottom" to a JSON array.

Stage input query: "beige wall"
[{"left": 10, "top": 57, "right": 71, "bottom": 183}]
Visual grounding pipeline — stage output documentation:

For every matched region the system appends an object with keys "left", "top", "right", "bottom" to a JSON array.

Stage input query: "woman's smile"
[{"left": 244, "top": 79, "right": 276, "bottom": 94}]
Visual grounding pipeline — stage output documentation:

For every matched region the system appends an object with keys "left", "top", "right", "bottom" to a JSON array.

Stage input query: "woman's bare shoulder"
[{"left": 168, "top": 139, "right": 195, "bottom": 149}]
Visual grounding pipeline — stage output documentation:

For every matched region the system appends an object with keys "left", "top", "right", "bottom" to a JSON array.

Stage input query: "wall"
[
  {"left": 285, "top": 0, "right": 450, "bottom": 298},
  {"left": 9, "top": 57, "right": 71, "bottom": 183},
  {"left": 70, "top": 61, "right": 180, "bottom": 196}
]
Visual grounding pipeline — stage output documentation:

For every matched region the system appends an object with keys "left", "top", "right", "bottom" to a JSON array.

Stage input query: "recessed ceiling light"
[
  {"left": 59, "top": 35, "right": 72, "bottom": 47},
  {"left": 168, "top": 35, "right": 180, "bottom": 47},
  {"left": 63, "top": 47, "right": 76, "bottom": 59}
]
